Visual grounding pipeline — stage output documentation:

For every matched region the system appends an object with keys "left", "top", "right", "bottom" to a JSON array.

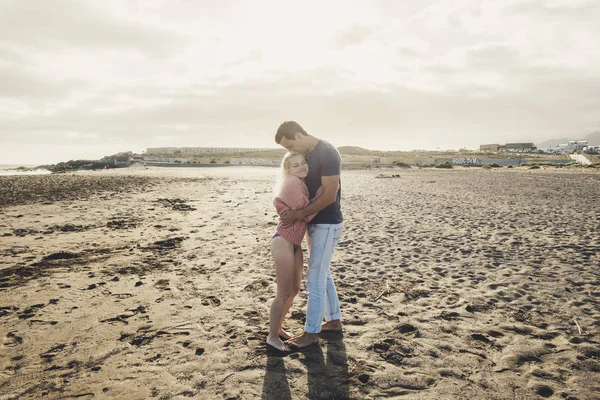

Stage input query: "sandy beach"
[{"left": 1, "top": 165, "right": 599, "bottom": 400}]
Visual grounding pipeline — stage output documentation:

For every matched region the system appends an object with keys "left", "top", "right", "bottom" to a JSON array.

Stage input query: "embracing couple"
[{"left": 267, "top": 121, "right": 344, "bottom": 352}]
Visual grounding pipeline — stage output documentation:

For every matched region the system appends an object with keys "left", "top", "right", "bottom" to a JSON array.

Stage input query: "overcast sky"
[{"left": 1, "top": 0, "right": 599, "bottom": 164}]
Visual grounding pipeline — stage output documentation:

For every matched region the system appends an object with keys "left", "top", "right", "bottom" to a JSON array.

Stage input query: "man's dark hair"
[{"left": 275, "top": 121, "right": 308, "bottom": 144}]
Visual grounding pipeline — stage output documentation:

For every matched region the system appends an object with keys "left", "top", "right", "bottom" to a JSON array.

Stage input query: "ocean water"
[{"left": 0, "top": 165, "right": 51, "bottom": 176}]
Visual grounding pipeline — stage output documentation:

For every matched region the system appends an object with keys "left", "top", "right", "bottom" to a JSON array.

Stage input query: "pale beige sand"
[{"left": 1, "top": 166, "right": 599, "bottom": 399}]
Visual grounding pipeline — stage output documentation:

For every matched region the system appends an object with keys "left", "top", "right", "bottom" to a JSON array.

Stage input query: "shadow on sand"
[
  {"left": 262, "top": 332, "right": 349, "bottom": 400},
  {"left": 262, "top": 348, "right": 293, "bottom": 400}
]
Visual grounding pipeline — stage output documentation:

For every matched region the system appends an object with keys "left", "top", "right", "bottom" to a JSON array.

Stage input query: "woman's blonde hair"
[{"left": 273, "top": 151, "right": 305, "bottom": 196}]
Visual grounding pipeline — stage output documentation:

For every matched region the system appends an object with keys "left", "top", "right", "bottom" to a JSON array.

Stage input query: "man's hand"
[{"left": 280, "top": 210, "right": 301, "bottom": 226}]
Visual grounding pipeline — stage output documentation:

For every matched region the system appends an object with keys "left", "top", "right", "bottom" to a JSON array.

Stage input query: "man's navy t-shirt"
[{"left": 305, "top": 140, "right": 343, "bottom": 225}]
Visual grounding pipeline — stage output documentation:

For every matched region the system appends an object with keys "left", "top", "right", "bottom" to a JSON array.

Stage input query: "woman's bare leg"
[
  {"left": 267, "top": 237, "right": 296, "bottom": 351},
  {"left": 287, "top": 234, "right": 311, "bottom": 341},
  {"left": 279, "top": 246, "right": 303, "bottom": 338}
]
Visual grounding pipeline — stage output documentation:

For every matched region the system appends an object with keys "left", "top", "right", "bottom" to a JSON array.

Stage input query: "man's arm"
[{"left": 280, "top": 175, "right": 339, "bottom": 224}]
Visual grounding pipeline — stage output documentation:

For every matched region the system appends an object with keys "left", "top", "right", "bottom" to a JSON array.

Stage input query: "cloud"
[
  {"left": 0, "top": 63, "right": 81, "bottom": 101},
  {"left": 0, "top": 0, "right": 599, "bottom": 164},
  {"left": 1, "top": 65, "right": 597, "bottom": 149},
  {"left": 0, "top": 45, "right": 26, "bottom": 64},
  {"left": 224, "top": 50, "right": 263, "bottom": 68},
  {"left": 0, "top": 0, "right": 183, "bottom": 57},
  {"left": 332, "top": 24, "right": 374, "bottom": 48},
  {"left": 507, "top": 0, "right": 600, "bottom": 21},
  {"left": 464, "top": 45, "right": 520, "bottom": 70}
]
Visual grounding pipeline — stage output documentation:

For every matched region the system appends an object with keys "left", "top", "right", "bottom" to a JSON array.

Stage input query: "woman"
[{"left": 267, "top": 152, "right": 321, "bottom": 351}]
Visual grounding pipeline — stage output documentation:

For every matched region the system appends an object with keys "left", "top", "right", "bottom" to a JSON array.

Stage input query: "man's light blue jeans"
[{"left": 305, "top": 222, "right": 343, "bottom": 334}]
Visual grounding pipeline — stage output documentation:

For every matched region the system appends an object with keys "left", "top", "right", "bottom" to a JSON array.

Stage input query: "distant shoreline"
[
  {"left": 0, "top": 166, "right": 51, "bottom": 176},
  {"left": 140, "top": 162, "right": 278, "bottom": 168},
  {"left": 0, "top": 170, "right": 51, "bottom": 176},
  {"left": 0, "top": 164, "right": 41, "bottom": 169}
]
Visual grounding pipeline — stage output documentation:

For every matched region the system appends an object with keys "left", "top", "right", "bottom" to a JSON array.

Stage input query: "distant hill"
[
  {"left": 537, "top": 130, "right": 600, "bottom": 147},
  {"left": 337, "top": 146, "right": 375, "bottom": 156},
  {"left": 536, "top": 137, "right": 576, "bottom": 147},
  {"left": 584, "top": 130, "right": 600, "bottom": 145},
  {"left": 337, "top": 146, "right": 409, "bottom": 157}
]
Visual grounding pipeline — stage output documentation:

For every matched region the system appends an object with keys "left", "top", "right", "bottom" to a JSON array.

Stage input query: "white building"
[
  {"left": 146, "top": 147, "right": 277, "bottom": 155},
  {"left": 143, "top": 156, "right": 190, "bottom": 163},
  {"left": 556, "top": 141, "right": 588, "bottom": 154},
  {"left": 585, "top": 145, "right": 599, "bottom": 154},
  {"left": 230, "top": 158, "right": 279, "bottom": 165}
]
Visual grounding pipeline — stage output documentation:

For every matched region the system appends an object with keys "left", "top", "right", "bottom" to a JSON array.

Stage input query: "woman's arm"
[
  {"left": 274, "top": 177, "right": 310, "bottom": 216},
  {"left": 281, "top": 175, "right": 339, "bottom": 225}
]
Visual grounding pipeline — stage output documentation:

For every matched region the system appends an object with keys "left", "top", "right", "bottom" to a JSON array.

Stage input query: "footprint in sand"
[
  {"left": 201, "top": 296, "right": 221, "bottom": 306},
  {"left": 5, "top": 331, "right": 23, "bottom": 346}
]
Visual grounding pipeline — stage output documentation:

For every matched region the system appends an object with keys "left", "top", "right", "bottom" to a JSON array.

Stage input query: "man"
[{"left": 275, "top": 121, "right": 344, "bottom": 348}]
